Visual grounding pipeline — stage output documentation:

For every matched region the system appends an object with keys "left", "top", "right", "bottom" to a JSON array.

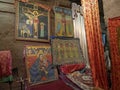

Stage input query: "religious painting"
[
  {"left": 54, "top": 6, "right": 74, "bottom": 37},
  {"left": 51, "top": 38, "right": 85, "bottom": 65},
  {"left": 15, "top": 1, "right": 50, "bottom": 42},
  {"left": 24, "top": 45, "right": 58, "bottom": 85}
]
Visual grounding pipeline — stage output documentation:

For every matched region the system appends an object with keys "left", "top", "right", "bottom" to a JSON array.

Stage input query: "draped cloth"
[
  {"left": 0, "top": 51, "right": 12, "bottom": 78},
  {"left": 72, "top": 3, "right": 89, "bottom": 68},
  {"left": 108, "top": 17, "right": 120, "bottom": 90},
  {"left": 81, "top": 0, "right": 108, "bottom": 90}
]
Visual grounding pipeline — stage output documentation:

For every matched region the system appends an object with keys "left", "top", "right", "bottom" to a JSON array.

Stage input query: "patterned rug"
[{"left": 66, "top": 69, "right": 94, "bottom": 90}]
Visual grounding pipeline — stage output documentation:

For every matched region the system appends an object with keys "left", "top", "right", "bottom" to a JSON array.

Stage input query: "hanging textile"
[
  {"left": 81, "top": 0, "right": 108, "bottom": 90},
  {"left": 72, "top": 3, "right": 89, "bottom": 68},
  {"left": 108, "top": 17, "right": 120, "bottom": 90},
  {"left": 0, "top": 51, "right": 12, "bottom": 78}
]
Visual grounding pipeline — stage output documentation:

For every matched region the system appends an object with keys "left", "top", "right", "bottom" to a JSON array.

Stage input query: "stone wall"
[{"left": 103, "top": 0, "right": 120, "bottom": 25}]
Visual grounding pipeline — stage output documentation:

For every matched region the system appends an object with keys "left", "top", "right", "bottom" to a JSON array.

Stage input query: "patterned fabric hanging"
[
  {"left": 108, "top": 17, "right": 120, "bottom": 90},
  {"left": 0, "top": 51, "right": 12, "bottom": 78},
  {"left": 72, "top": 3, "right": 89, "bottom": 68},
  {"left": 81, "top": 0, "right": 108, "bottom": 90}
]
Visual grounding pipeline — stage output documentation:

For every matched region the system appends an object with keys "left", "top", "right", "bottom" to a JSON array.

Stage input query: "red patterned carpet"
[{"left": 28, "top": 79, "right": 73, "bottom": 90}]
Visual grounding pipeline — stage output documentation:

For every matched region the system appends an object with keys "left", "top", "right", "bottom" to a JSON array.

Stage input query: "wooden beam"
[
  {"left": 0, "top": 1, "right": 14, "bottom": 5},
  {"left": 0, "top": 10, "right": 15, "bottom": 14}
]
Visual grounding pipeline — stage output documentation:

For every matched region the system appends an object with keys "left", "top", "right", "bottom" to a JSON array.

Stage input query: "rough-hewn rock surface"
[{"left": 103, "top": 0, "right": 120, "bottom": 25}]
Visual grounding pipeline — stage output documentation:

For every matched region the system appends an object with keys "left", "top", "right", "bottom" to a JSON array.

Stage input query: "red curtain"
[
  {"left": 108, "top": 17, "right": 120, "bottom": 90},
  {"left": 81, "top": 0, "right": 108, "bottom": 90},
  {"left": 0, "top": 51, "right": 12, "bottom": 78}
]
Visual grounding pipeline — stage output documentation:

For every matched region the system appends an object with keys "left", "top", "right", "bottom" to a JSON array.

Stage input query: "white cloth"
[
  {"left": 72, "top": 3, "right": 90, "bottom": 68},
  {"left": 104, "top": 49, "right": 111, "bottom": 70}
]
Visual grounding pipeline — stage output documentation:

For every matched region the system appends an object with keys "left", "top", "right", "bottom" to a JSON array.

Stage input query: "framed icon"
[
  {"left": 24, "top": 45, "right": 58, "bottom": 85},
  {"left": 51, "top": 38, "right": 85, "bottom": 65},
  {"left": 15, "top": 1, "right": 50, "bottom": 42},
  {"left": 54, "top": 6, "right": 74, "bottom": 37}
]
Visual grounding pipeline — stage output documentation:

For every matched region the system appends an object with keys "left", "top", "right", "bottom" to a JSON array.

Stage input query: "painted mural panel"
[
  {"left": 51, "top": 38, "right": 85, "bottom": 65},
  {"left": 54, "top": 6, "right": 74, "bottom": 37},
  {"left": 16, "top": 1, "right": 50, "bottom": 42},
  {"left": 24, "top": 45, "right": 58, "bottom": 85}
]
